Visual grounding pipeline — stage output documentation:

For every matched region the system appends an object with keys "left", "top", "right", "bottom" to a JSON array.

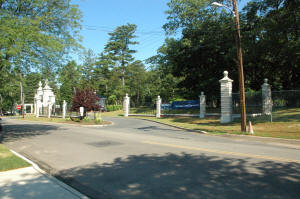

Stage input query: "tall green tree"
[
  {"left": 104, "top": 23, "right": 138, "bottom": 87},
  {"left": 58, "top": 60, "right": 81, "bottom": 104},
  {"left": 94, "top": 53, "right": 114, "bottom": 97},
  {"left": 80, "top": 49, "right": 97, "bottom": 89},
  {"left": 23, "top": 72, "right": 42, "bottom": 104}
]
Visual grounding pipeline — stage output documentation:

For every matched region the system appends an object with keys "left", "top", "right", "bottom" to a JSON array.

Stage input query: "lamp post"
[{"left": 212, "top": 0, "right": 247, "bottom": 132}]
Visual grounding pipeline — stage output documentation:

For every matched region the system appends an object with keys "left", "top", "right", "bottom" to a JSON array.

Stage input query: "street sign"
[{"left": 17, "top": 105, "right": 21, "bottom": 110}]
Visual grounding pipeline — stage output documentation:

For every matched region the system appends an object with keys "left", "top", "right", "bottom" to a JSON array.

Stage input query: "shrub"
[
  {"left": 95, "top": 112, "right": 102, "bottom": 124},
  {"left": 106, "top": 105, "right": 122, "bottom": 112},
  {"left": 72, "top": 89, "right": 101, "bottom": 112}
]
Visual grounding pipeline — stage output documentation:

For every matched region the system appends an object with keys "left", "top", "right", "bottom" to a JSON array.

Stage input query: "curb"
[{"left": 10, "top": 150, "right": 89, "bottom": 199}]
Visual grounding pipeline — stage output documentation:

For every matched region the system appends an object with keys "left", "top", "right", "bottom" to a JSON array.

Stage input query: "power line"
[{"left": 82, "top": 24, "right": 165, "bottom": 35}]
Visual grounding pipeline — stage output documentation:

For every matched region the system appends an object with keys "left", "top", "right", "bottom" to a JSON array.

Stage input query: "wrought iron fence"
[
  {"left": 232, "top": 91, "right": 262, "bottom": 114},
  {"left": 272, "top": 90, "right": 300, "bottom": 109}
]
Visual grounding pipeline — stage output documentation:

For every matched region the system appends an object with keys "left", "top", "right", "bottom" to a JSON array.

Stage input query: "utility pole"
[
  {"left": 212, "top": 0, "right": 247, "bottom": 132},
  {"left": 232, "top": 0, "right": 246, "bottom": 132}
]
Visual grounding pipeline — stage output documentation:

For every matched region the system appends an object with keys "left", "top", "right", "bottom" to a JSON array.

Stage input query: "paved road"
[{"left": 1, "top": 117, "right": 300, "bottom": 199}]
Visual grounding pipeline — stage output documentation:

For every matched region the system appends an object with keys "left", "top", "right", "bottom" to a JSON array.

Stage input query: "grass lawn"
[
  {"left": 102, "top": 108, "right": 300, "bottom": 139},
  {"left": 0, "top": 144, "right": 30, "bottom": 172}
]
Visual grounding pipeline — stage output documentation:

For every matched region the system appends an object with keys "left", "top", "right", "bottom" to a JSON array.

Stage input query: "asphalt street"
[{"left": 1, "top": 117, "right": 300, "bottom": 199}]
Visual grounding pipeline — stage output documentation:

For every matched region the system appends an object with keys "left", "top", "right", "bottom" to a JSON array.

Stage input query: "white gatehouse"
[{"left": 34, "top": 80, "right": 56, "bottom": 117}]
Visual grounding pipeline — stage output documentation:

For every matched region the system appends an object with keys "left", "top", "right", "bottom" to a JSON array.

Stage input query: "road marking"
[{"left": 142, "top": 141, "right": 300, "bottom": 163}]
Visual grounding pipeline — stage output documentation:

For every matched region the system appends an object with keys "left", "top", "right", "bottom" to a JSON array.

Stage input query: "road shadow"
[
  {"left": 0, "top": 123, "right": 59, "bottom": 143},
  {"left": 57, "top": 153, "right": 300, "bottom": 199}
]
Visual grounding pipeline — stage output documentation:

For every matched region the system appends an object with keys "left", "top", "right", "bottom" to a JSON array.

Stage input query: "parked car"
[{"left": 3, "top": 111, "right": 15, "bottom": 116}]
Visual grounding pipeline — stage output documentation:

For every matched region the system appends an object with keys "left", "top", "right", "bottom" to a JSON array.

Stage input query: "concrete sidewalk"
[
  {"left": 0, "top": 150, "right": 88, "bottom": 199},
  {"left": 0, "top": 167, "right": 88, "bottom": 199}
]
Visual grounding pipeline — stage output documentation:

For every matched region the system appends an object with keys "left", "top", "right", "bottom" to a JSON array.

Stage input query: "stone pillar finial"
[
  {"left": 224, "top": 71, "right": 228, "bottom": 78},
  {"left": 200, "top": 92, "right": 206, "bottom": 118},
  {"left": 219, "top": 71, "right": 233, "bottom": 123},
  {"left": 264, "top": 78, "right": 268, "bottom": 84}
]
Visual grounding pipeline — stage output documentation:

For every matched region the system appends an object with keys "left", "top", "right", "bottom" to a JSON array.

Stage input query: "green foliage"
[
  {"left": 24, "top": 73, "right": 41, "bottom": 103},
  {"left": 79, "top": 49, "right": 98, "bottom": 90},
  {"left": 104, "top": 23, "right": 139, "bottom": 87},
  {"left": 107, "top": 95, "right": 117, "bottom": 105},
  {"left": 58, "top": 61, "right": 81, "bottom": 104},
  {"left": 106, "top": 105, "right": 122, "bottom": 112},
  {"left": 0, "top": 0, "right": 82, "bottom": 73},
  {"left": 0, "top": 0, "right": 82, "bottom": 113},
  {"left": 149, "top": 0, "right": 300, "bottom": 102},
  {"left": 95, "top": 112, "right": 102, "bottom": 124},
  {"left": 82, "top": 117, "right": 91, "bottom": 122},
  {"left": 0, "top": 69, "right": 21, "bottom": 112}
]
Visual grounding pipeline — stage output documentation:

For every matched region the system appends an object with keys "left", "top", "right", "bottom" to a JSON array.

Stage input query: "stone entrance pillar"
[
  {"left": 124, "top": 94, "right": 130, "bottom": 117},
  {"left": 199, "top": 92, "right": 206, "bottom": 118},
  {"left": 48, "top": 103, "right": 52, "bottom": 118},
  {"left": 62, "top": 100, "right": 67, "bottom": 119},
  {"left": 156, "top": 96, "right": 162, "bottom": 118},
  {"left": 36, "top": 96, "right": 41, "bottom": 118},
  {"left": 261, "top": 78, "right": 272, "bottom": 115},
  {"left": 219, "top": 71, "right": 233, "bottom": 123}
]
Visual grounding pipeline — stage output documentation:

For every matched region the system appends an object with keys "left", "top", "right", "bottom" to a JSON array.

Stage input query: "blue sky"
[{"left": 71, "top": 0, "right": 250, "bottom": 64}]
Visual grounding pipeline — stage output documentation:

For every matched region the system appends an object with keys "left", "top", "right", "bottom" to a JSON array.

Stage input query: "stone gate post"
[
  {"left": 156, "top": 96, "right": 161, "bottom": 118},
  {"left": 48, "top": 103, "right": 51, "bottom": 118},
  {"left": 62, "top": 100, "right": 67, "bottom": 119},
  {"left": 124, "top": 94, "right": 130, "bottom": 117},
  {"left": 219, "top": 71, "right": 233, "bottom": 123},
  {"left": 261, "top": 78, "right": 272, "bottom": 115},
  {"left": 36, "top": 96, "right": 41, "bottom": 118},
  {"left": 199, "top": 92, "right": 206, "bottom": 118}
]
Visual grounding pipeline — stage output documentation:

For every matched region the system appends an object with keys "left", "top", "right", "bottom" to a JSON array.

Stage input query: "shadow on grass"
[
  {"left": 165, "top": 108, "right": 300, "bottom": 125},
  {"left": 0, "top": 123, "right": 59, "bottom": 143},
  {"left": 250, "top": 113, "right": 300, "bottom": 124},
  {"left": 57, "top": 153, "right": 300, "bottom": 199},
  {"left": 130, "top": 107, "right": 156, "bottom": 114},
  {"left": 171, "top": 116, "right": 240, "bottom": 127}
]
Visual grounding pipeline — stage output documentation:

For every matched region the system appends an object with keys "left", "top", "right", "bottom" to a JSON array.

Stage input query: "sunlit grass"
[
  {"left": 102, "top": 108, "right": 300, "bottom": 139},
  {"left": 18, "top": 115, "right": 111, "bottom": 125},
  {"left": 0, "top": 144, "right": 30, "bottom": 172}
]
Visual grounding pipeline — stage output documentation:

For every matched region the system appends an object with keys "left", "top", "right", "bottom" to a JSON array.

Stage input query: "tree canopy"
[{"left": 0, "top": 0, "right": 82, "bottom": 73}]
